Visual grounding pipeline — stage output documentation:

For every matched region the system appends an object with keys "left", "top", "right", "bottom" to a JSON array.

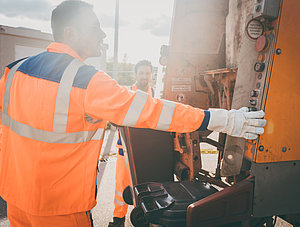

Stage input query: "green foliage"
[
  {"left": 106, "top": 55, "right": 157, "bottom": 89},
  {"left": 106, "top": 56, "right": 136, "bottom": 86}
]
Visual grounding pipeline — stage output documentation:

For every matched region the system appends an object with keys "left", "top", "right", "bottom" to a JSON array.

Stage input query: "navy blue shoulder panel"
[
  {"left": 17, "top": 52, "right": 73, "bottom": 84},
  {"left": 1, "top": 57, "right": 28, "bottom": 80},
  {"left": 15, "top": 52, "right": 97, "bottom": 89},
  {"left": 6, "top": 57, "right": 29, "bottom": 69},
  {"left": 73, "top": 65, "right": 98, "bottom": 89}
]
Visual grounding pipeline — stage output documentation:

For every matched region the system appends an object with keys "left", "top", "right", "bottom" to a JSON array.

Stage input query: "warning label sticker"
[
  {"left": 246, "top": 19, "right": 264, "bottom": 39},
  {"left": 171, "top": 77, "right": 192, "bottom": 85},
  {"left": 171, "top": 85, "right": 192, "bottom": 92}
]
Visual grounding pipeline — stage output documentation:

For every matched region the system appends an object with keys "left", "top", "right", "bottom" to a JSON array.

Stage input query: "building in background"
[{"left": 0, "top": 25, "right": 53, "bottom": 76}]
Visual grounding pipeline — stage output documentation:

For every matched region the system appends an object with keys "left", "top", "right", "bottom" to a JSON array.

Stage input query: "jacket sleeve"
[{"left": 84, "top": 72, "right": 210, "bottom": 133}]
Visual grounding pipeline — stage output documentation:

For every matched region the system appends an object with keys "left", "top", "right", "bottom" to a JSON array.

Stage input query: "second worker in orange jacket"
[{"left": 109, "top": 60, "right": 154, "bottom": 227}]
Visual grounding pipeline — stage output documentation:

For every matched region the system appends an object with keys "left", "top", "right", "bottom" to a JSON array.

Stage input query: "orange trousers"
[
  {"left": 7, "top": 203, "right": 93, "bottom": 227},
  {"left": 113, "top": 151, "right": 130, "bottom": 218}
]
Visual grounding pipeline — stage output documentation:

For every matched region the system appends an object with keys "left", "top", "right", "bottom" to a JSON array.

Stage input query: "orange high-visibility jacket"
[{"left": 0, "top": 42, "right": 210, "bottom": 216}]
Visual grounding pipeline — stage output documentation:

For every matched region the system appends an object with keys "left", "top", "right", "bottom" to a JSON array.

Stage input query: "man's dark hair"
[
  {"left": 134, "top": 60, "right": 153, "bottom": 73},
  {"left": 51, "top": 0, "right": 93, "bottom": 42}
]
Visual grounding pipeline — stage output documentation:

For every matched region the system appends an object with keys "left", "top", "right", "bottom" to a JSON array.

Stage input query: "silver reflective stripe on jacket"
[
  {"left": 2, "top": 113, "right": 104, "bottom": 143},
  {"left": 115, "top": 189, "right": 123, "bottom": 197},
  {"left": 114, "top": 198, "right": 125, "bottom": 206},
  {"left": 2, "top": 58, "right": 104, "bottom": 144},
  {"left": 156, "top": 99, "right": 176, "bottom": 131},
  {"left": 122, "top": 90, "right": 149, "bottom": 126},
  {"left": 53, "top": 59, "right": 84, "bottom": 132}
]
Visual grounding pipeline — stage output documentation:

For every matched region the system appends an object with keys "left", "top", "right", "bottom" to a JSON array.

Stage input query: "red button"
[{"left": 256, "top": 35, "right": 268, "bottom": 52}]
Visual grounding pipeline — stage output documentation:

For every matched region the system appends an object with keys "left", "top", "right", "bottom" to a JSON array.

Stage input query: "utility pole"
[
  {"left": 112, "top": 0, "right": 119, "bottom": 80},
  {"left": 99, "top": 0, "right": 120, "bottom": 171}
]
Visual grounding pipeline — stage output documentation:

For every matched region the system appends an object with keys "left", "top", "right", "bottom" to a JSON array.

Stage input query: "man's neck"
[
  {"left": 136, "top": 84, "right": 149, "bottom": 92},
  {"left": 63, "top": 41, "right": 87, "bottom": 61}
]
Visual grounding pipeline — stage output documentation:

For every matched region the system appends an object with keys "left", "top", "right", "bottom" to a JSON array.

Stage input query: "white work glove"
[{"left": 207, "top": 107, "right": 267, "bottom": 140}]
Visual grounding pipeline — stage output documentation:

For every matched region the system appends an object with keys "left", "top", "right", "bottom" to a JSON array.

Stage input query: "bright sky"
[{"left": 0, "top": 0, "right": 174, "bottom": 65}]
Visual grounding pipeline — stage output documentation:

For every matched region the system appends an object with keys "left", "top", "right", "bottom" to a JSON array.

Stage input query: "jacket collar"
[
  {"left": 47, "top": 42, "right": 84, "bottom": 62},
  {"left": 132, "top": 83, "right": 152, "bottom": 95}
]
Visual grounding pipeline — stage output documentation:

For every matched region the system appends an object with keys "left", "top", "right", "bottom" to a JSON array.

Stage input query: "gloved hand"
[{"left": 207, "top": 107, "right": 267, "bottom": 140}]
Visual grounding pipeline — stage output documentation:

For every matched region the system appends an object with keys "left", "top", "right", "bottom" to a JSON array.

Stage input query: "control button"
[
  {"left": 258, "top": 145, "right": 264, "bottom": 151},
  {"left": 254, "top": 62, "right": 265, "bottom": 72},
  {"left": 256, "top": 35, "right": 269, "bottom": 52},
  {"left": 276, "top": 48, "right": 282, "bottom": 55},
  {"left": 257, "top": 73, "right": 263, "bottom": 79},
  {"left": 249, "top": 99, "right": 257, "bottom": 106},
  {"left": 256, "top": 82, "right": 261, "bottom": 89},
  {"left": 248, "top": 107, "right": 258, "bottom": 111},
  {"left": 258, "top": 54, "right": 265, "bottom": 62},
  {"left": 251, "top": 90, "right": 259, "bottom": 97},
  {"left": 255, "top": 5, "right": 262, "bottom": 12}
]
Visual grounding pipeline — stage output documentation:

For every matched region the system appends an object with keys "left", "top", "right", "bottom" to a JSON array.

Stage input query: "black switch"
[
  {"left": 249, "top": 99, "right": 257, "bottom": 106},
  {"left": 248, "top": 107, "right": 258, "bottom": 111},
  {"left": 250, "top": 90, "right": 259, "bottom": 97},
  {"left": 254, "top": 62, "right": 265, "bottom": 72}
]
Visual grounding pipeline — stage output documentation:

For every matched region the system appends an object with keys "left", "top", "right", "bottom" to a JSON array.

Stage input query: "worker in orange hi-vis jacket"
[
  {"left": 0, "top": 1, "right": 267, "bottom": 227},
  {"left": 109, "top": 60, "right": 154, "bottom": 227}
]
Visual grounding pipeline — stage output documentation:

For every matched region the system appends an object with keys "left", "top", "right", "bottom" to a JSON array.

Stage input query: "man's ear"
[{"left": 64, "top": 26, "right": 79, "bottom": 44}]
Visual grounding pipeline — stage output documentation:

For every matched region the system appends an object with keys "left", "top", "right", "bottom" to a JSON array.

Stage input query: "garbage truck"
[{"left": 118, "top": 0, "right": 300, "bottom": 226}]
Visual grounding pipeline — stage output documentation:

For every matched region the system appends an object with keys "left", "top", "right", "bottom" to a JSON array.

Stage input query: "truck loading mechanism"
[{"left": 119, "top": 0, "right": 300, "bottom": 226}]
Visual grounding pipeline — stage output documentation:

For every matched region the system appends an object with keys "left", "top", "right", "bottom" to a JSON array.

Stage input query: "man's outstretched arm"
[{"left": 85, "top": 72, "right": 266, "bottom": 138}]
